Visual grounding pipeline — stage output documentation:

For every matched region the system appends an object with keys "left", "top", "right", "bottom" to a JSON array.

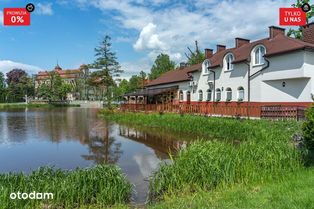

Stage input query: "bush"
[{"left": 303, "top": 106, "right": 314, "bottom": 150}]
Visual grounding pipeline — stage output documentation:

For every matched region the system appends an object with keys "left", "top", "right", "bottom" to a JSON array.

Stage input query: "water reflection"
[
  {"left": 82, "top": 120, "right": 123, "bottom": 164},
  {"left": 0, "top": 108, "right": 187, "bottom": 203}
]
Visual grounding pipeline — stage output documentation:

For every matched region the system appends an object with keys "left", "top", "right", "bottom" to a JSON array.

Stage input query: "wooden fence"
[
  {"left": 260, "top": 106, "right": 306, "bottom": 120},
  {"left": 120, "top": 103, "right": 308, "bottom": 120}
]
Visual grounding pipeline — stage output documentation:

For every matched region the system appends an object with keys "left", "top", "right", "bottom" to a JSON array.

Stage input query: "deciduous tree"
[
  {"left": 149, "top": 53, "right": 175, "bottom": 80},
  {"left": 287, "top": 0, "right": 314, "bottom": 39}
]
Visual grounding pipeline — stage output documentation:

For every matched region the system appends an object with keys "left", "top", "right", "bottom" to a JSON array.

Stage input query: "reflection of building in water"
[
  {"left": 119, "top": 126, "right": 187, "bottom": 158},
  {"left": 33, "top": 108, "right": 93, "bottom": 144},
  {"left": 32, "top": 108, "right": 122, "bottom": 164}
]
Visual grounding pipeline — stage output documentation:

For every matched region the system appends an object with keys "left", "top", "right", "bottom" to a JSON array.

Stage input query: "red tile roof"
[
  {"left": 146, "top": 63, "right": 201, "bottom": 87},
  {"left": 146, "top": 27, "right": 314, "bottom": 86},
  {"left": 36, "top": 65, "right": 82, "bottom": 80},
  {"left": 210, "top": 33, "right": 314, "bottom": 68}
]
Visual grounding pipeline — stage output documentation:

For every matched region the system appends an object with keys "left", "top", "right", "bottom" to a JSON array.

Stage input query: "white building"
[{"left": 135, "top": 24, "right": 314, "bottom": 108}]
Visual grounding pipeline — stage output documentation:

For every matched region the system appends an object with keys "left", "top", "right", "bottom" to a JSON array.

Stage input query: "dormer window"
[
  {"left": 203, "top": 60, "right": 210, "bottom": 74},
  {"left": 224, "top": 53, "right": 234, "bottom": 71},
  {"left": 254, "top": 46, "right": 266, "bottom": 66}
]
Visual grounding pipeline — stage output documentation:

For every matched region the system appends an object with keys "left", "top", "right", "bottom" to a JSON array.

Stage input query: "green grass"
[
  {"left": 150, "top": 168, "right": 314, "bottom": 209},
  {"left": 149, "top": 139, "right": 302, "bottom": 201},
  {"left": 101, "top": 111, "right": 306, "bottom": 204},
  {"left": 100, "top": 111, "right": 301, "bottom": 142},
  {"left": 0, "top": 165, "right": 132, "bottom": 209},
  {"left": 0, "top": 103, "right": 80, "bottom": 109}
]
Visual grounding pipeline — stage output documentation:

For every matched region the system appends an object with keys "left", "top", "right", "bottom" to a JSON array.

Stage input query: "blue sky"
[{"left": 0, "top": 0, "right": 299, "bottom": 78}]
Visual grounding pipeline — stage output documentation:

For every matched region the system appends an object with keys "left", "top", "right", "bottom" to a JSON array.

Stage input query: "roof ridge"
[{"left": 282, "top": 34, "right": 314, "bottom": 47}]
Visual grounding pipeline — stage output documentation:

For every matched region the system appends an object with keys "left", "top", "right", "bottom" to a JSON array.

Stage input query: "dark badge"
[
  {"left": 26, "top": 3, "right": 35, "bottom": 13},
  {"left": 301, "top": 3, "right": 311, "bottom": 13}
]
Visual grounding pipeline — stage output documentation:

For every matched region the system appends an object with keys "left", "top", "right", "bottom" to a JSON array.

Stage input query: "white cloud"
[
  {"left": 133, "top": 23, "right": 166, "bottom": 51},
  {"left": 120, "top": 58, "right": 151, "bottom": 79},
  {"left": 73, "top": 0, "right": 295, "bottom": 76},
  {"left": 36, "top": 3, "right": 53, "bottom": 15},
  {"left": 0, "top": 60, "right": 43, "bottom": 76}
]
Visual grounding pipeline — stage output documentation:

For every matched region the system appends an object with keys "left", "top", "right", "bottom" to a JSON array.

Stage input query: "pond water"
[{"left": 0, "top": 108, "right": 187, "bottom": 203}]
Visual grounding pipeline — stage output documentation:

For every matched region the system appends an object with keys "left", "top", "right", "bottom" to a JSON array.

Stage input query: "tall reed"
[
  {"left": 0, "top": 165, "right": 132, "bottom": 209},
  {"left": 149, "top": 139, "right": 302, "bottom": 200}
]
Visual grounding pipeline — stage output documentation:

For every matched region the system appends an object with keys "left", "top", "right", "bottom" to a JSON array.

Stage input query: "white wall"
[{"left": 188, "top": 50, "right": 314, "bottom": 103}]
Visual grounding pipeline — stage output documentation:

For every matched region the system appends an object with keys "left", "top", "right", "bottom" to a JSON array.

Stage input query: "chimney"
[
  {"left": 217, "top": 45, "right": 226, "bottom": 53},
  {"left": 235, "top": 38, "right": 250, "bottom": 48},
  {"left": 179, "top": 62, "right": 187, "bottom": 69},
  {"left": 302, "top": 22, "right": 314, "bottom": 44},
  {"left": 269, "top": 26, "right": 285, "bottom": 39},
  {"left": 205, "top": 48, "right": 213, "bottom": 59}
]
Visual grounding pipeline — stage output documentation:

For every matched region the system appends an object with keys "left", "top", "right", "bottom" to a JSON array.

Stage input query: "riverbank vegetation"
[
  {"left": 0, "top": 103, "right": 80, "bottom": 109},
  {"left": 151, "top": 168, "right": 314, "bottom": 209},
  {"left": 100, "top": 110, "right": 301, "bottom": 142},
  {"left": 101, "top": 109, "right": 313, "bottom": 208},
  {"left": 0, "top": 165, "right": 132, "bottom": 209}
]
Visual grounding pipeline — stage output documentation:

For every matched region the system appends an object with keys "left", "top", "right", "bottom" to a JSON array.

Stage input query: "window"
[
  {"left": 186, "top": 91, "right": 191, "bottom": 102},
  {"left": 203, "top": 60, "right": 210, "bottom": 74},
  {"left": 237, "top": 87, "right": 244, "bottom": 101},
  {"left": 225, "top": 54, "right": 234, "bottom": 71},
  {"left": 254, "top": 46, "right": 266, "bottom": 65},
  {"left": 198, "top": 90, "right": 203, "bottom": 101},
  {"left": 207, "top": 89, "right": 212, "bottom": 101},
  {"left": 179, "top": 90, "right": 183, "bottom": 101},
  {"left": 226, "top": 87, "right": 232, "bottom": 101},
  {"left": 216, "top": 88, "right": 221, "bottom": 102}
]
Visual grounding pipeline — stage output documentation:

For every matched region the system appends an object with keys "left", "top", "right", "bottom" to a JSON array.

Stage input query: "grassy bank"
[
  {"left": 151, "top": 168, "right": 314, "bottom": 209},
  {"left": 0, "top": 165, "right": 132, "bottom": 209},
  {"left": 100, "top": 110, "right": 308, "bottom": 206},
  {"left": 149, "top": 140, "right": 302, "bottom": 200},
  {"left": 0, "top": 103, "right": 80, "bottom": 109},
  {"left": 100, "top": 110, "right": 301, "bottom": 142}
]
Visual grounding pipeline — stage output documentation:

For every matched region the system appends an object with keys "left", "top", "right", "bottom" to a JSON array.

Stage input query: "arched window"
[
  {"left": 186, "top": 91, "right": 191, "bottom": 103},
  {"left": 206, "top": 89, "right": 212, "bottom": 101},
  {"left": 203, "top": 60, "right": 210, "bottom": 74},
  {"left": 179, "top": 90, "right": 183, "bottom": 101},
  {"left": 198, "top": 90, "right": 203, "bottom": 101},
  {"left": 225, "top": 53, "right": 234, "bottom": 71},
  {"left": 237, "top": 86, "right": 244, "bottom": 101},
  {"left": 216, "top": 88, "right": 221, "bottom": 102},
  {"left": 254, "top": 46, "right": 266, "bottom": 65},
  {"left": 226, "top": 87, "right": 232, "bottom": 101}
]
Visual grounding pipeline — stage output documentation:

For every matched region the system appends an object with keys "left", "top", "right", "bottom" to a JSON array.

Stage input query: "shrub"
[{"left": 303, "top": 105, "right": 314, "bottom": 150}]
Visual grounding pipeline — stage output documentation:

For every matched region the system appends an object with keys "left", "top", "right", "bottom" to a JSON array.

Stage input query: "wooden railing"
[
  {"left": 120, "top": 103, "right": 308, "bottom": 120},
  {"left": 260, "top": 106, "right": 306, "bottom": 120}
]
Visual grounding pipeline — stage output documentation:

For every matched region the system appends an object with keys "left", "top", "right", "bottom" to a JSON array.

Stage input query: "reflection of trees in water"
[
  {"left": 81, "top": 136, "right": 122, "bottom": 164},
  {"left": 81, "top": 120, "right": 123, "bottom": 164}
]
